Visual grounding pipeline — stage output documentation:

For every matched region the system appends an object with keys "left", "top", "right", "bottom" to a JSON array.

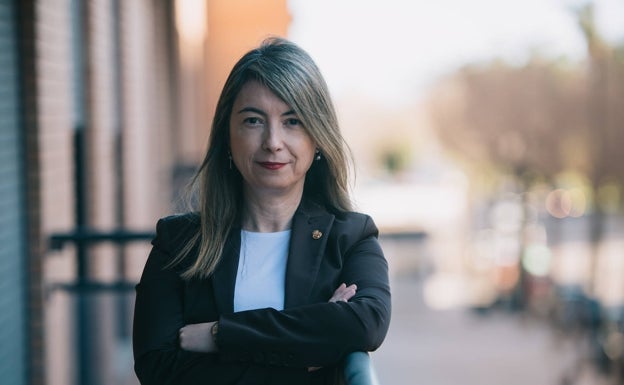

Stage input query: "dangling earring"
[
  {"left": 315, "top": 149, "right": 321, "bottom": 161},
  {"left": 228, "top": 151, "right": 233, "bottom": 169}
]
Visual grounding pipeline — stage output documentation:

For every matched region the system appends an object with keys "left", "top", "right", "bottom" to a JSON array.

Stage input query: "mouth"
[{"left": 258, "top": 162, "right": 287, "bottom": 170}]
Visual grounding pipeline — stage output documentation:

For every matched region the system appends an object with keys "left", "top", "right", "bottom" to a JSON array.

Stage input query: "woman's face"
[{"left": 229, "top": 80, "right": 316, "bottom": 198}]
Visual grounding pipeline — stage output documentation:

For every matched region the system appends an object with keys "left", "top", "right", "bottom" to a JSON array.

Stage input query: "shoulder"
[
  {"left": 332, "top": 211, "right": 379, "bottom": 238},
  {"left": 325, "top": 210, "right": 382, "bottom": 258},
  {"left": 334, "top": 211, "right": 379, "bottom": 236},
  {"left": 157, "top": 212, "right": 200, "bottom": 229},
  {"left": 153, "top": 212, "right": 200, "bottom": 255},
  {"left": 156, "top": 212, "right": 200, "bottom": 236}
]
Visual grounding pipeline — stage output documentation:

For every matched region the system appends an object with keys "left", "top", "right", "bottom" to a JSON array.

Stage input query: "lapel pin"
[{"left": 312, "top": 230, "right": 323, "bottom": 240}]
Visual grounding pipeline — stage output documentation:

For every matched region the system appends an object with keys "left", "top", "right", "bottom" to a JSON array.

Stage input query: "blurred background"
[{"left": 1, "top": 0, "right": 623, "bottom": 384}]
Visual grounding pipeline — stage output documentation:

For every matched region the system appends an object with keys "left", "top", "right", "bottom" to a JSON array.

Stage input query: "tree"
[
  {"left": 575, "top": 4, "right": 624, "bottom": 295},
  {"left": 429, "top": 58, "right": 587, "bottom": 181},
  {"left": 427, "top": 12, "right": 624, "bottom": 305}
]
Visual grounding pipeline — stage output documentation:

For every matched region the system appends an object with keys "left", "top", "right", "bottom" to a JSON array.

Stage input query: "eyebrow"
[{"left": 237, "top": 107, "right": 297, "bottom": 117}]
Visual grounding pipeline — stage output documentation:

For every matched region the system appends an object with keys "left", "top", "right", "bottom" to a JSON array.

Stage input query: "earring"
[
  {"left": 228, "top": 151, "right": 233, "bottom": 169},
  {"left": 315, "top": 149, "right": 321, "bottom": 161}
]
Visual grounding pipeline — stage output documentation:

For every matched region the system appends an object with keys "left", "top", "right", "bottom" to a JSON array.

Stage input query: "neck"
[{"left": 242, "top": 188, "right": 303, "bottom": 232}]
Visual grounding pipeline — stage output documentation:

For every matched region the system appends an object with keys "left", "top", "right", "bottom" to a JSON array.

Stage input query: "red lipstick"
[{"left": 259, "top": 162, "right": 286, "bottom": 170}]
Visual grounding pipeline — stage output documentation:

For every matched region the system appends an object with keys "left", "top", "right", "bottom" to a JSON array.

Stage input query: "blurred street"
[{"left": 372, "top": 275, "right": 612, "bottom": 385}]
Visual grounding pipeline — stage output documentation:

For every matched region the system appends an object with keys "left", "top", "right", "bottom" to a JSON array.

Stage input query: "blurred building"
[{"left": 0, "top": 0, "right": 289, "bottom": 384}]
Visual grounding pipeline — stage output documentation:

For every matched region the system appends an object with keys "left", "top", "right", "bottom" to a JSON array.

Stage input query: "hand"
[
  {"left": 179, "top": 322, "right": 218, "bottom": 353},
  {"left": 328, "top": 283, "right": 357, "bottom": 303}
]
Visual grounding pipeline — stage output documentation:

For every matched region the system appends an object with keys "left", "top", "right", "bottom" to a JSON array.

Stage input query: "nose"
[{"left": 262, "top": 122, "right": 283, "bottom": 152}]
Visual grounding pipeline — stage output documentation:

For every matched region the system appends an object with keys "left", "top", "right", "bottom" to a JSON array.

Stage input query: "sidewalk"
[{"left": 371, "top": 276, "right": 612, "bottom": 385}]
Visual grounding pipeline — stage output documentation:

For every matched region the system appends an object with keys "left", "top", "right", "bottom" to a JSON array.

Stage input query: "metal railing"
[{"left": 48, "top": 228, "right": 154, "bottom": 385}]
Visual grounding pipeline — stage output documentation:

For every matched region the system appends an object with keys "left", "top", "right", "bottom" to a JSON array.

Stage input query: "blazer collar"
[{"left": 210, "top": 198, "right": 335, "bottom": 313}]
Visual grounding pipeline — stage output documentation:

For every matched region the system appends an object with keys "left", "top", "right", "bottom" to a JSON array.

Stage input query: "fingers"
[
  {"left": 328, "top": 283, "right": 357, "bottom": 303},
  {"left": 178, "top": 323, "right": 215, "bottom": 352},
  {"left": 178, "top": 326, "right": 189, "bottom": 349},
  {"left": 179, "top": 325, "right": 198, "bottom": 350}
]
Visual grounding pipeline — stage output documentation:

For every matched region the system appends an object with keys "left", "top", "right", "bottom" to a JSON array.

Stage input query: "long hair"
[{"left": 174, "top": 37, "right": 353, "bottom": 280}]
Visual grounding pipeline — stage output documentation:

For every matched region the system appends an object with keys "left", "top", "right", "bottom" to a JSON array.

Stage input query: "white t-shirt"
[{"left": 233, "top": 229, "right": 290, "bottom": 312}]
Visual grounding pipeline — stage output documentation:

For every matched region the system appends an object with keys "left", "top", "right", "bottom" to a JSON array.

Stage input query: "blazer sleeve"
[
  {"left": 132, "top": 218, "right": 247, "bottom": 385},
  {"left": 216, "top": 215, "right": 391, "bottom": 368}
]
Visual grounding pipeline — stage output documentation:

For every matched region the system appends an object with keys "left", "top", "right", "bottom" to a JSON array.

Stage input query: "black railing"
[
  {"left": 49, "top": 229, "right": 155, "bottom": 252},
  {"left": 48, "top": 228, "right": 154, "bottom": 385}
]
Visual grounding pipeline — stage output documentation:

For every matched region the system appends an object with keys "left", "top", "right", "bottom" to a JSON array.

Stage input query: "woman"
[{"left": 133, "top": 37, "right": 391, "bottom": 385}]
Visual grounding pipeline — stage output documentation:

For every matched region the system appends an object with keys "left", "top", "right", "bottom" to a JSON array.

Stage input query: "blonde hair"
[{"left": 174, "top": 37, "right": 353, "bottom": 279}]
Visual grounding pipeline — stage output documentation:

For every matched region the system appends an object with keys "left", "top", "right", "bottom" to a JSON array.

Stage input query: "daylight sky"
[{"left": 288, "top": 0, "right": 624, "bottom": 105}]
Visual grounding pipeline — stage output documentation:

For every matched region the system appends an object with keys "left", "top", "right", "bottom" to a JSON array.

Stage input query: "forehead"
[{"left": 232, "top": 80, "right": 292, "bottom": 111}]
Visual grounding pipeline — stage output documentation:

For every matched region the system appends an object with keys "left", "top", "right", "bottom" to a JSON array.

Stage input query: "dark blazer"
[{"left": 133, "top": 199, "right": 391, "bottom": 385}]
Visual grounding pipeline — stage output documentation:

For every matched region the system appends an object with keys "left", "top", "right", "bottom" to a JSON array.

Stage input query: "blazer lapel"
[
  {"left": 284, "top": 200, "right": 334, "bottom": 308},
  {"left": 211, "top": 229, "right": 241, "bottom": 314}
]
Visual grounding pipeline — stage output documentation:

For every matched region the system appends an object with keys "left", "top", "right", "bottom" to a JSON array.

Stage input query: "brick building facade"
[{"left": 1, "top": 0, "right": 289, "bottom": 384}]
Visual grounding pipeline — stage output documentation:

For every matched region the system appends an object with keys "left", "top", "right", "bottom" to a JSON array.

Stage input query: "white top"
[{"left": 233, "top": 229, "right": 291, "bottom": 312}]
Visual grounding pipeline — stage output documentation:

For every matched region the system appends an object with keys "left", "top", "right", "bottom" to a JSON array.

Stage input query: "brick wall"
[
  {"left": 84, "top": 1, "right": 119, "bottom": 383},
  {"left": 34, "top": 1, "right": 77, "bottom": 384},
  {"left": 120, "top": 0, "right": 176, "bottom": 282},
  {"left": 17, "top": 0, "right": 280, "bottom": 383},
  {"left": 17, "top": 1, "right": 45, "bottom": 383},
  {"left": 29, "top": 0, "right": 178, "bottom": 384}
]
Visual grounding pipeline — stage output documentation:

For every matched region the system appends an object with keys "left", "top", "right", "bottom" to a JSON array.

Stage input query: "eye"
[
  {"left": 243, "top": 117, "right": 263, "bottom": 126},
  {"left": 284, "top": 118, "right": 302, "bottom": 127}
]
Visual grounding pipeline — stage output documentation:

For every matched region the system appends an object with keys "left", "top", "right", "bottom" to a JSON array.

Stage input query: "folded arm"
[{"left": 133, "top": 216, "right": 391, "bottom": 383}]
